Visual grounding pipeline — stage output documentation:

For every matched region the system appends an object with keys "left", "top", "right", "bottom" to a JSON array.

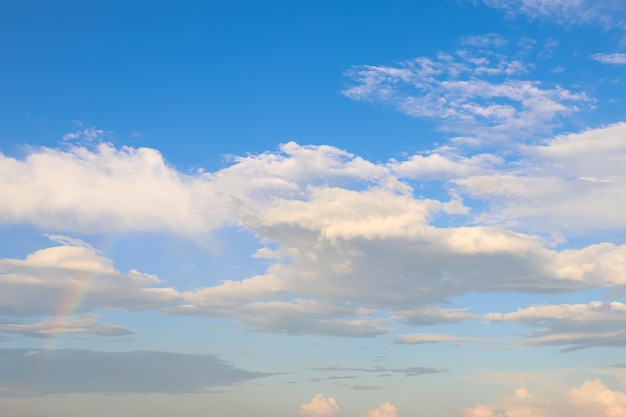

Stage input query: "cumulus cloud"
[
  {"left": 455, "top": 123, "right": 626, "bottom": 233},
  {"left": 464, "top": 379, "right": 626, "bottom": 417},
  {"left": 5, "top": 130, "right": 626, "bottom": 340},
  {"left": 0, "top": 349, "right": 269, "bottom": 396},
  {"left": 343, "top": 41, "right": 589, "bottom": 143},
  {"left": 299, "top": 394, "right": 341, "bottom": 417},
  {"left": 0, "top": 236, "right": 183, "bottom": 317},
  {"left": 363, "top": 402, "right": 397, "bottom": 417}
]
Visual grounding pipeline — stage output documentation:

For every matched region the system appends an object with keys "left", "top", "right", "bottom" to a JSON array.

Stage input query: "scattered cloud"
[
  {"left": 62, "top": 127, "right": 106, "bottom": 142},
  {"left": 591, "top": 53, "right": 626, "bottom": 64},
  {"left": 478, "top": 0, "right": 626, "bottom": 31},
  {"left": 343, "top": 41, "right": 589, "bottom": 143}
]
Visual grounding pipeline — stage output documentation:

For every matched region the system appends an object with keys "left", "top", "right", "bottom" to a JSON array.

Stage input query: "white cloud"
[
  {"left": 478, "top": 0, "right": 626, "bottom": 30},
  {"left": 62, "top": 127, "right": 106, "bottom": 142},
  {"left": 343, "top": 42, "right": 589, "bottom": 143},
  {"left": 0, "top": 141, "right": 389, "bottom": 235},
  {"left": 363, "top": 402, "right": 397, "bottom": 417},
  {"left": 0, "top": 236, "right": 182, "bottom": 317},
  {"left": 455, "top": 123, "right": 626, "bottom": 233},
  {"left": 299, "top": 394, "right": 341, "bottom": 417},
  {"left": 5, "top": 136, "right": 626, "bottom": 338},
  {"left": 591, "top": 53, "right": 626, "bottom": 64}
]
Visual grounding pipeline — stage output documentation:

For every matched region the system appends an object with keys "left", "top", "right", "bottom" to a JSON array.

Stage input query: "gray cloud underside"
[
  {"left": 0, "top": 349, "right": 270, "bottom": 396},
  {"left": 485, "top": 301, "right": 626, "bottom": 351}
]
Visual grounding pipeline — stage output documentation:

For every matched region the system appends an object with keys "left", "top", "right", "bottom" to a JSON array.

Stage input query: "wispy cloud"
[
  {"left": 343, "top": 41, "right": 589, "bottom": 144},
  {"left": 591, "top": 52, "right": 626, "bottom": 64},
  {"left": 478, "top": 0, "right": 626, "bottom": 31}
]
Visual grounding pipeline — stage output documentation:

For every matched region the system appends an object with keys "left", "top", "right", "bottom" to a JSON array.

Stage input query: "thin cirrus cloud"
[
  {"left": 478, "top": 0, "right": 626, "bottom": 31},
  {"left": 342, "top": 38, "right": 590, "bottom": 144}
]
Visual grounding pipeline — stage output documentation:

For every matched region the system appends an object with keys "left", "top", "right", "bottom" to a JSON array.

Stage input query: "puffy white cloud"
[
  {"left": 0, "top": 141, "right": 389, "bottom": 235},
  {"left": 5, "top": 134, "right": 626, "bottom": 339},
  {"left": 0, "top": 236, "right": 182, "bottom": 317},
  {"left": 464, "top": 379, "right": 626, "bottom": 417},
  {"left": 456, "top": 123, "right": 626, "bottom": 233},
  {"left": 363, "top": 402, "right": 397, "bottom": 417},
  {"left": 299, "top": 394, "right": 341, "bottom": 417}
]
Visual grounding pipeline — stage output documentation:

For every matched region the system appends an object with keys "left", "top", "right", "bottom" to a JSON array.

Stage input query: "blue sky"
[{"left": 3, "top": 1, "right": 626, "bottom": 416}]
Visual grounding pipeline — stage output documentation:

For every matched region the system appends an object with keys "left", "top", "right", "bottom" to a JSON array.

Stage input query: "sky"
[{"left": 2, "top": 0, "right": 626, "bottom": 416}]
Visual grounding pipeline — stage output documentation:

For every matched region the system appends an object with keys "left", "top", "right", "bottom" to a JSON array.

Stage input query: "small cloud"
[
  {"left": 62, "top": 127, "right": 106, "bottom": 142},
  {"left": 363, "top": 401, "right": 398, "bottom": 417},
  {"left": 299, "top": 394, "right": 341, "bottom": 417},
  {"left": 590, "top": 53, "right": 626, "bottom": 64}
]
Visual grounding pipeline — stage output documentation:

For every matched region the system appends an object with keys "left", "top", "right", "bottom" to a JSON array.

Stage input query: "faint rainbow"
[{"left": 43, "top": 233, "right": 127, "bottom": 351}]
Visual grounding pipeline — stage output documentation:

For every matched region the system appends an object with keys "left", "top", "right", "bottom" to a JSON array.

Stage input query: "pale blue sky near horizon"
[{"left": 3, "top": 1, "right": 626, "bottom": 416}]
